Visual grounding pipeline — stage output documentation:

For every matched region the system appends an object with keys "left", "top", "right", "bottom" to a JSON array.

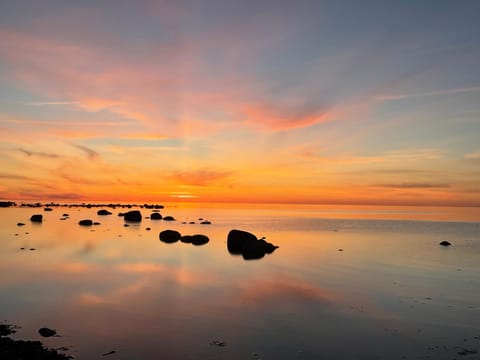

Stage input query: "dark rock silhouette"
[
  {"left": 180, "top": 235, "right": 193, "bottom": 243},
  {"left": 191, "top": 234, "right": 209, "bottom": 246},
  {"left": 62, "top": 214, "right": 69, "bottom": 217},
  {"left": 123, "top": 210, "right": 142, "bottom": 222},
  {"left": 30, "top": 214, "right": 43, "bottom": 223},
  {"left": 38, "top": 328, "right": 57, "bottom": 338},
  {"left": 44, "top": 208, "right": 53, "bottom": 212},
  {"left": 97, "top": 209, "right": 112, "bottom": 215},
  {"left": 440, "top": 241, "right": 451, "bottom": 246},
  {"left": 227, "top": 229, "right": 278, "bottom": 260},
  {"left": 17, "top": 223, "right": 25, "bottom": 226},
  {"left": 79, "top": 219, "right": 93, "bottom": 226},
  {"left": 200, "top": 220, "right": 211, "bottom": 225},
  {"left": 0, "top": 201, "right": 16, "bottom": 207},
  {"left": 159, "top": 230, "right": 181, "bottom": 243},
  {"left": 150, "top": 212, "right": 162, "bottom": 220},
  {"left": 163, "top": 216, "right": 175, "bottom": 221}
]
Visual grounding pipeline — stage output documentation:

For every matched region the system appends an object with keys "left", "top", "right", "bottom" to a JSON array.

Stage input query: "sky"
[{"left": 0, "top": 0, "right": 479, "bottom": 206}]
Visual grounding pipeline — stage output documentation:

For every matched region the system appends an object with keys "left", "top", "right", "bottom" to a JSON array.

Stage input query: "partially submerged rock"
[
  {"left": 38, "top": 327, "right": 57, "bottom": 338},
  {"left": 440, "top": 241, "right": 451, "bottom": 246},
  {"left": 191, "top": 234, "right": 209, "bottom": 246},
  {"left": 123, "top": 210, "right": 142, "bottom": 222},
  {"left": 17, "top": 222, "right": 25, "bottom": 226},
  {"left": 150, "top": 212, "right": 162, "bottom": 220},
  {"left": 79, "top": 219, "right": 93, "bottom": 226},
  {"left": 163, "top": 216, "right": 175, "bottom": 221},
  {"left": 30, "top": 214, "right": 43, "bottom": 223},
  {"left": 227, "top": 229, "right": 278, "bottom": 260},
  {"left": 97, "top": 209, "right": 112, "bottom": 215},
  {"left": 159, "top": 230, "right": 181, "bottom": 243}
]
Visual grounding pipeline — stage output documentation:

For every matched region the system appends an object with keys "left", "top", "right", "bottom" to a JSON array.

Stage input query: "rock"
[
  {"left": 38, "top": 327, "right": 57, "bottom": 337},
  {"left": 123, "top": 210, "right": 142, "bottom": 222},
  {"left": 93, "top": 222, "right": 101, "bottom": 225},
  {"left": 97, "top": 209, "right": 112, "bottom": 215},
  {"left": 159, "top": 230, "right": 181, "bottom": 243},
  {"left": 439, "top": 241, "right": 451, "bottom": 246},
  {"left": 30, "top": 214, "right": 43, "bottom": 223},
  {"left": 17, "top": 222, "right": 25, "bottom": 226},
  {"left": 145, "top": 227, "right": 151, "bottom": 231},
  {"left": 79, "top": 219, "right": 93, "bottom": 226},
  {"left": 163, "top": 216, "right": 175, "bottom": 221},
  {"left": 180, "top": 235, "right": 193, "bottom": 243},
  {"left": 0, "top": 201, "right": 16, "bottom": 207},
  {"left": 227, "top": 229, "right": 279, "bottom": 260},
  {"left": 191, "top": 234, "right": 209, "bottom": 246},
  {"left": 44, "top": 208, "right": 53, "bottom": 211},
  {"left": 227, "top": 229, "right": 257, "bottom": 254},
  {"left": 62, "top": 214, "right": 69, "bottom": 217},
  {"left": 200, "top": 220, "right": 211, "bottom": 225},
  {"left": 150, "top": 212, "right": 162, "bottom": 220}
]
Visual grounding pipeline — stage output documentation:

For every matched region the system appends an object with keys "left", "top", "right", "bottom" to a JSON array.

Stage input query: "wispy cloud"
[
  {"left": 0, "top": 172, "right": 31, "bottom": 180},
  {"left": 464, "top": 151, "right": 480, "bottom": 160},
  {"left": 17, "top": 148, "right": 60, "bottom": 158},
  {"left": 375, "top": 182, "right": 451, "bottom": 189},
  {"left": 371, "top": 86, "right": 480, "bottom": 101},
  {"left": 23, "top": 101, "right": 80, "bottom": 106},
  {"left": 168, "top": 168, "right": 233, "bottom": 186},
  {"left": 71, "top": 143, "right": 100, "bottom": 160}
]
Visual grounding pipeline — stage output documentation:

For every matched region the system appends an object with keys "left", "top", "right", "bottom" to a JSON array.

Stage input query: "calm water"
[{"left": 1, "top": 203, "right": 480, "bottom": 359}]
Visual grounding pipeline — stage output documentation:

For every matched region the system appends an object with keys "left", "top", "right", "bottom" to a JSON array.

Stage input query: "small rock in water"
[
  {"left": 29, "top": 248, "right": 36, "bottom": 251},
  {"left": 102, "top": 350, "right": 116, "bottom": 356},
  {"left": 30, "top": 214, "right": 43, "bottom": 223},
  {"left": 79, "top": 219, "right": 93, "bottom": 226},
  {"left": 191, "top": 234, "right": 209, "bottom": 246},
  {"left": 439, "top": 241, "right": 451, "bottom": 246},
  {"left": 150, "top": 212, "right": 162, "bottom": 220},
  {"left": 200, "top": 220, "right": 211, "bottom": 225},
  {"left": 457, "top": 348, "right": 477, "bottom": 356},
  {"left": 123, "top": 210, "right": 142, "bottom": 222},
  {"left": 159, "top": 230, "right": 181, "bottom": 243},
  {"left": 97, "top": 209, "right": 112, "bottom": 215},
  {"left": 38, "top": 327, "right": 57, "bottom": 337},
  {"left": 17, "top": 222, "right": 25, "bottom": 226},
  {"left": 163, "top": 216, "right": 175, "bottom": 221},
  {"left": 210, "top": 340, "right": 227, "bottom": 347}
]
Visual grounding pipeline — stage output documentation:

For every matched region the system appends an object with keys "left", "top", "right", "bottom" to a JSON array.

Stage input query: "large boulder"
[
  {"left": 159, "top": 230, "right": 181, "bottom": 243},
  {"left": 123, "top": 210, "right": 142, "bottom": 222},
  {"left": 30, "top": 214, "right": 43, "bottom": 223},
  {"left": 227, "top": 229, "right": 278, "bottom": 260}
]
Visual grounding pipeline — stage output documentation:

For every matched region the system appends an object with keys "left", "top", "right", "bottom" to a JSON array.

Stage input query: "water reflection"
[{"left": 0, "top": 205, "right": 479, "bottom": 359}]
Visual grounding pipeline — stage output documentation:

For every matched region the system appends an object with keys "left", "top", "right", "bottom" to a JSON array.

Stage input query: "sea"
[{"left": 1, "top": 202, "right": 479, "bottom": 359}]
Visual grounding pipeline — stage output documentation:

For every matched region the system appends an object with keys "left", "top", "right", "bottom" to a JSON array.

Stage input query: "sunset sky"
[{"left": 0, "top": 0, "right": 479, "bottom": 206}]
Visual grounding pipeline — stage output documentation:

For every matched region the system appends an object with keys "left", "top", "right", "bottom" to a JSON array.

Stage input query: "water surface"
[{"left": 1, "top": 203, "right": 479, "bottom": 359}]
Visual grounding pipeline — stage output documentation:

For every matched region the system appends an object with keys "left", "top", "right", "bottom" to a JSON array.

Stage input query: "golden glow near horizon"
[{"left": 0, "top": 1, "right": 479, "bottom": 206}]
